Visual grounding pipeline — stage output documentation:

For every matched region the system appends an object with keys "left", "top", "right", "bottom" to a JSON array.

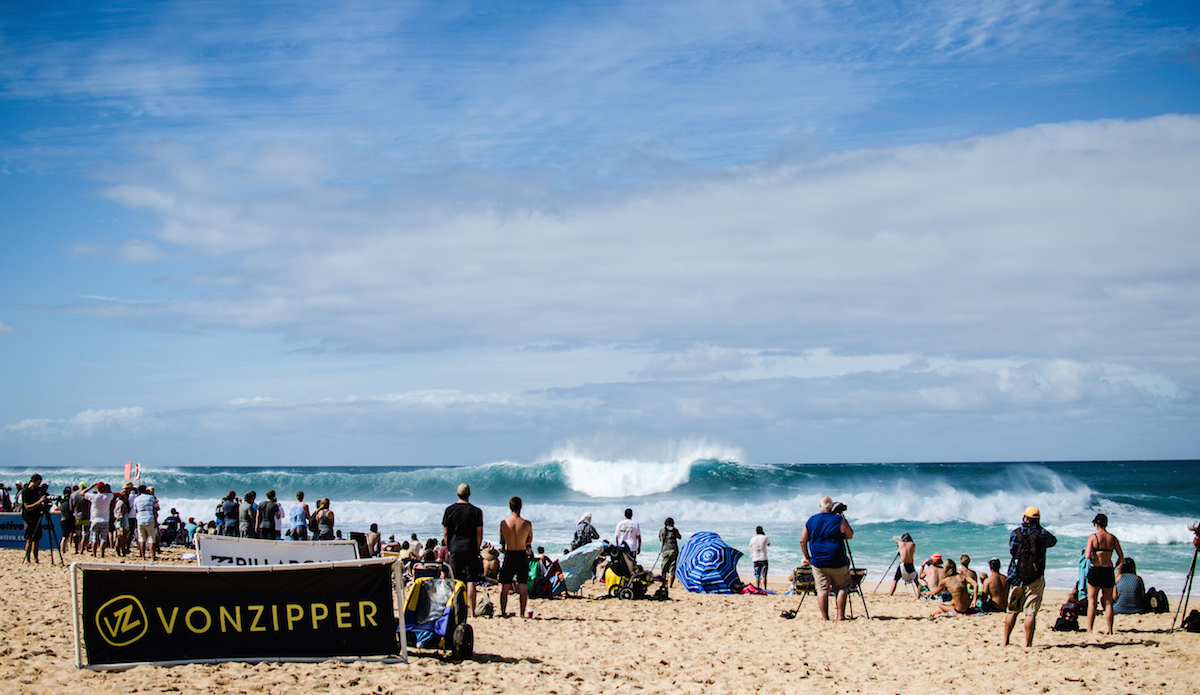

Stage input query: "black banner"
[{"left": 78, "top": 561, "right": 399, "bottom": 666}]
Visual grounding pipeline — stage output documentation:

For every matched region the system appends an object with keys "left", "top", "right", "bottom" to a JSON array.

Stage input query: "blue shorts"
[{"left": 754, "top": 560, "right": 769, "bottom": 578}]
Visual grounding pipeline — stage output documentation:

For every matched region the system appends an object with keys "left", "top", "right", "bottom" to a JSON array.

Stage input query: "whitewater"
[{"left": 8, "top": 454, "right": 1198, "bottom": 594}]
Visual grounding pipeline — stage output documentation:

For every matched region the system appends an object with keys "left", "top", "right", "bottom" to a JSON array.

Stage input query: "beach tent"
[
  {"left": 676, "top": 531, "right": 743, "bottom": 594},
  {"left": 558, "top": 542, "right": 605, "bottom": 592}
]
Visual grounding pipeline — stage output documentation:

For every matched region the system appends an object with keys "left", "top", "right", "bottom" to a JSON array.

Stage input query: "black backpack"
[
  {"left": 1052, "top": 604, "right": 1079, "bottom": 632},
  {"left": 1182, "top": 609, "right": 1200, "bottom": 633},
  {"left": 1145, "top": 587, "right": 1170, "bottom": 614},
  {"left": 1015, "top": 528, "right": 1041, "bottom": 584}
]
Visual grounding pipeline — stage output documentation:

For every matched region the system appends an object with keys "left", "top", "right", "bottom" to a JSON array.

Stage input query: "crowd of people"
[
  {"left": 11, "top": 473, "right": 184, "bottom": 564},
  {"left": 10, "top": 473, "right": 1181, "bottom": 647}
]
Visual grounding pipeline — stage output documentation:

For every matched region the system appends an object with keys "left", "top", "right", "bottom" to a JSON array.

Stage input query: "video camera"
[{"left": 832, "top": 502, "right": 848, "bottom": 515}]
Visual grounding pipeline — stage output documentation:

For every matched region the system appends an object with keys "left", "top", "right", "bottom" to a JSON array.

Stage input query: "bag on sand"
[
  {"left": 1052, "top": 604, "right": 1079, "bottom": 632},
  {"left": 1182, "top": 610, "right": 1200, "bottom": 633},
  {"left": 1145, "top": 587, "right": 1169, "bottom": 614},
  {"left": 476, "top": 591, "right": 494, "bottom": 618}
]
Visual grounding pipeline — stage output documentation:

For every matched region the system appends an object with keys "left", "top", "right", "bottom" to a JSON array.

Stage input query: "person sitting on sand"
[
  {"left": 929, "top": 559, "right": 979, "bottom": 617},
  {"left": 959, "top": 555, "right": 978, "bottom": 584},
  {"left": 499, "top": 496, "right": 533, "bottom": 618},
  {"left": 482, "top": 544, "right": 500, "bottom": 581},
  {"left": 1113, "top": 558, "right": 1145, "bottom": 615},
  {"left": 979, "top": 558, "right": 1008, "bottom": 612},
  {"left": 888, "top": 533, "right": 918, "bottom": 596},
  {"left": 572, "top": 513, "right": 600, "bottom": 551},
  {"left": 382, "top": 535, "right": 401, "bottom": 552},
  {"left": 920, "top": 554, "right": 944, "bottom": 595}
]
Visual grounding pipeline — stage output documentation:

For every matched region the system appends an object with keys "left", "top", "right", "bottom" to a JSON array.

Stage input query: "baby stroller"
[
  {"left": 403, "top": 562, "right": 474, "bottom": 659},
  {"left": 601, "top": 545, "right": 668, "bottom": 600}
]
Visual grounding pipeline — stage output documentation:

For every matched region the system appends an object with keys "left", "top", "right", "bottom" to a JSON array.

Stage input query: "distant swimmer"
[
  {"left": 499, "top": 496, "right": 533, "bottom": 618},
  {"left": 889, "top": 533, "right": 918, "bottom": 595}
]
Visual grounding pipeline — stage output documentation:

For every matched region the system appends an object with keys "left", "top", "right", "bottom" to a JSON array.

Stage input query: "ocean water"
[{"left": 8, "top": 455, "right": 1198, "bottom": 594}]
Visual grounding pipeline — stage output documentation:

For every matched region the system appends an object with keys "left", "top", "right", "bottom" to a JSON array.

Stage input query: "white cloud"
[
  {"left": 0, "top": 322, "right": 15, "bottom": 336},
  {"left": 54, "top": 116, "right": 1200, "bottom": 376},
  {"left": 2, "top": 407, "right": 152, "bottom": 438}
]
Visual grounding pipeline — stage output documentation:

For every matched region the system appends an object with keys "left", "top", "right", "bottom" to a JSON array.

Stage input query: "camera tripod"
[
  {"left": 785, "top": 538, "right": 871, "bottom": 620},
  {"left": 1170, "top": 542, "right": 1197, "bottom": 633},
  {"left": 39, "top": 506, "right": 64, "bottom": 566}
]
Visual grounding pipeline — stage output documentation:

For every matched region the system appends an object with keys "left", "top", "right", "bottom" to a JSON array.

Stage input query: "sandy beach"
[{"left": 3, "top": 546, "right": 1197, "bottom": 695}]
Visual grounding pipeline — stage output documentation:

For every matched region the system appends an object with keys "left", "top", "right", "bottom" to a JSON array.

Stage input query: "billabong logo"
[{"left": 95, "top": 594, "right": 148, "bottom": 647}]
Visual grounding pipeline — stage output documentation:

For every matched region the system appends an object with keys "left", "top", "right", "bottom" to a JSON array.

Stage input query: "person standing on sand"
[
  {"left": 1084, "top": 513, "right": 1124, "bottom": 634},
  {"left": 20, "top": 474, "right": 49, "bottom": 564},
  {"left": 221, "top": 492, "right": 239, "bottom": 537},
  {"left": 571, "top": 513, "right": 599, "bottom": 551},
  {"left": 800, "top": 496, "right": 854, "bottom": 621},
  {"left": 289, "top": 491, "right": 311, "bottom": 540},
  {"left": 659, "top": 518, "right": 682, "bottom": 588},
  {"left": 1002, "top": 506, "right": 1057, "bottom": 647},
  {"left": 134, "top": 485, "right": 159, "bottom": 561},
  {"left": 71, "top": 483, "right": 90, "bottom": 553},
  {"left": 979, "top": 559, "right": 1008, "bottom": 612},
  {"left": 83, "top": 482, "right": 115, "bottom": 558},
  {"left": 615, "top": 508, "right": 641, "bottom": 557},
  {"left": 750, "top": 526, "right": 771, "bottom": 590},
  {"left": 888, "top": 533, "right": 918, "bottom": 595},
  {"left": 499, "top": 496, "right": 533, "bottom": 618},
  {"left": 442, "top": 483, "right": 484, "bottom": 618}
]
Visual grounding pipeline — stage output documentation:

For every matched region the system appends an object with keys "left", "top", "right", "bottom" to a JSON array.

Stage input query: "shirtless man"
[
  {"left": 959, "top": 554, "right": 978, "bottom": 584},
  {"left": 888, "top": 533, "right": 918, "bottom": 595},
  {"left": 929, "top": 559, "right": 979, "bottom": 617},
  {"left": 920, "top": 554, "right": 944, "bottom": 594},
  {"left": 979, "top": 558, "right": 1008, "bottom": 612},
  {"left": 499, "top": 496, "right": 533, "bottom": 618}
]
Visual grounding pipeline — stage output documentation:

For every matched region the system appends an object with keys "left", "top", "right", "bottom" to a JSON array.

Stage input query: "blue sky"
[{"left": 2, "top": 0, "right": 1199, "bottom": 468}]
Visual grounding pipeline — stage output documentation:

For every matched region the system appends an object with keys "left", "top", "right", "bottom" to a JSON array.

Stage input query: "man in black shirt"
[
  {"left": 442, "top": 483, "right": 484, "bottom": 617},
  {"left": 21, "top": 474, "right": 49, "bottom": 564}
]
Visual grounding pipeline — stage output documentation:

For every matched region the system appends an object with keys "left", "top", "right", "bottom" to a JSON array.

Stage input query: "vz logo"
[{"left": 95, "top": 594, "right": 149, "bottom": 647}]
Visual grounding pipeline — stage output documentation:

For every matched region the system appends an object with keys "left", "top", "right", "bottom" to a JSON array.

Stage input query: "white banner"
[{"left": 195, "top": 534, "right": 359, "bottom": 566}]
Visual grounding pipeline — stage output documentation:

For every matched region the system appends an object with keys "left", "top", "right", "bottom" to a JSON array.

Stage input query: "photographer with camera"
[
  {"left": 19, "top": 474, "right": 50, "bottom": 564},
  {"left": 799, "top": 496, "right": 855, "bottom": 621}
]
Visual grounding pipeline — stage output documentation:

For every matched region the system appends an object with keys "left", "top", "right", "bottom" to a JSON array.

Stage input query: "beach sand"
[{"left": 3, "top": 547, "right": 1198, "bottom": 694}]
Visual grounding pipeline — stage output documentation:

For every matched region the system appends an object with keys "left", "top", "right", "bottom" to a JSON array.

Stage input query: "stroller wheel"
[
  {"left": 618, "top": 587, "right": 635, "bottom": 600},
  {"left": 451, "top": 623, "right": 474, "bottom": 660}
]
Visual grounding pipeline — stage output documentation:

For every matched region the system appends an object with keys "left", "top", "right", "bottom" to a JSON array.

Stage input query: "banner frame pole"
[
  {"left": 393, "top": 557, "right": 408, "bottom": 663},
  {"left": 71, "top": 561, "right": 84, "bottom": 668}
]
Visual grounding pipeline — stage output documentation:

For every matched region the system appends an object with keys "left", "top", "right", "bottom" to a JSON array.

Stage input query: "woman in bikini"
[{"left": 1084, "top": 513, "right": 1124, "bottom": 634}]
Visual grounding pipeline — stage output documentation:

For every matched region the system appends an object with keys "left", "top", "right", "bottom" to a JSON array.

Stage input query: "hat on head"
[
  {"left": 1023, "top": 506, "right": 1041, "bottom": 519},
  {"left": 931, "top": 553, "right": 942, "bottom": 561},
  {"left": 123, "top": 481, "right": 135, "bottom": 490}
]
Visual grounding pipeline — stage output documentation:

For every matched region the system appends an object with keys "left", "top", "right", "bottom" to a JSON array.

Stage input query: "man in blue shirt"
[
  {"left": 800, "top": 496, "right": 855, "bottom": 620},
  {"left": 1003, "top": 506, "right": 1057, "bottom": 647}
]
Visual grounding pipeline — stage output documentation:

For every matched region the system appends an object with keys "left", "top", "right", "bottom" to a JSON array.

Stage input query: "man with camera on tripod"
[
  {"left": 20, "top": 474, "right": 50, "bottom": 564},
  {"left": 800, "top": 496, "right": 855, "bottom": 621}
]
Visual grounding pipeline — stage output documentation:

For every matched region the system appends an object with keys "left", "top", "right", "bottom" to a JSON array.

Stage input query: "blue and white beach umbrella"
[{"left": 676, "top": 531, "right": 743, "bottom": 594}]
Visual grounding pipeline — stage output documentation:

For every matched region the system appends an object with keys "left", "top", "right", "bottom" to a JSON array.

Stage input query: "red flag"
[{"left": 124, "top": 462, "right": 132, "bottom": 480}]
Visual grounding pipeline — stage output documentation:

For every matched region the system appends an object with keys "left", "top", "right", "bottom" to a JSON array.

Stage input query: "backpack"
[
  {"left": 1015, "top": 528, "right": 1041, "bottom": 584},
  {"left": 1145, "top": 587, "right": 1169, "bottom": 614},
  {"left": 1052, "top": 604, "right": 1079, "bottom": 632},
  {"left": 309, "top": 509, "right": 321, "bottom": 534},
  {"left": 1182, "top": 609, "right": 1200, "bottom": 633}
]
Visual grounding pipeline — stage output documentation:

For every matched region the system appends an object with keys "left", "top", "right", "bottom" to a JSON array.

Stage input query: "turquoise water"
[{"left": 8, "top": 459, "right": 1198, "bottom": 593}]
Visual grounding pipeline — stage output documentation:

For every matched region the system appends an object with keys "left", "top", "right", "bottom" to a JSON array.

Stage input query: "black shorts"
[
  {"left": 60, "top": 516, "right": 76, "bottom": 536},
  {"left": 1087, "top": 566, "right": 1116, "bottom": 589},
  {"left": 23, "top": 516, "right": 41, "bottom": 541},
  {"left": 449, "top": 551, "right": 483, "bottom": 583},
  {"left": 499, "top": 550, "right": 530, "bottom": 585}
]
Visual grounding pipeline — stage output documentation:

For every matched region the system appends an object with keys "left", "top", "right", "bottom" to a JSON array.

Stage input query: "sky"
[{"left": 1, "top": 0, "right": 1199, "bottom": 468}]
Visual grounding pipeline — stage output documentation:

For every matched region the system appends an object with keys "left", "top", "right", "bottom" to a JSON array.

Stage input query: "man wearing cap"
[
  {"left": 442, "top": 483, "right": 484, "bottom": 618},
  {"left": 920, "top": 554, "right": 944, "bottom": 595},
  {"left": 888, "top": 532, "right": 918, "bottom": 595},
  {"left": 1003, "top": 506, "right": 1057, "bottom": 647}
]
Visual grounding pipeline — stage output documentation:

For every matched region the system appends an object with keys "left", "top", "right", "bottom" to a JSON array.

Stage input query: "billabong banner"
[
  {"left": 0, "top": 512, "right": 63, "bottom": 550},
  {"left": 195, "top": 534, "right": 359, "bottom": 566},
  {"left": 72, "top": 559, "right": 404, "bottom": 667}
]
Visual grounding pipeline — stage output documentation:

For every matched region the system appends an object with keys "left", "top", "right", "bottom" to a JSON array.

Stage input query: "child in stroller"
[{"left": 601, "top": 544, "right": 668, "bottom": 600}]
